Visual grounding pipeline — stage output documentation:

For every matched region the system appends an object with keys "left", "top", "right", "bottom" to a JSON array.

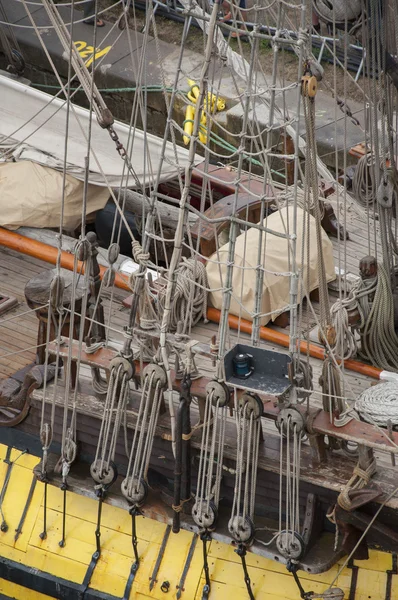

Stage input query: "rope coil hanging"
[
  {"left": 157, "top": 257, "right": 209, "bottom": 333},
  {"left": 352, "top": 153, "right": 379, "bottom": 208}
]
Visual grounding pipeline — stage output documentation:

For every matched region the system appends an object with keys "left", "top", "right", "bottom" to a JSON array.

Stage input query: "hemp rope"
[
  {"left": 355, "top": 381, "right": 398, "bottom": 427},
  {"left": 157, "top": 257, "right": 209, "bottom": 333}
]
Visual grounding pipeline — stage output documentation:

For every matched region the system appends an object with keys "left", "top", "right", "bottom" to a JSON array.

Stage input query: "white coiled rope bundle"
[{"left": 355, "top": 381, "right": 398, "bottom": 427}]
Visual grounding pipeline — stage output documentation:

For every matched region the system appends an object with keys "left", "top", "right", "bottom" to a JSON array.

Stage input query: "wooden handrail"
[{"left": 0, "top": 227, "right": 130, "bottom": 291}]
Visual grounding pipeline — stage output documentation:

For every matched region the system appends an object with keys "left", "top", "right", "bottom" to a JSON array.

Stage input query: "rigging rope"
[
  {"left": 228, "top": 391, "right": 263, "bottom": 599},
  {"left": 157, "top": 258, "right": 209, "bottom": 333},
  {"left": 121, "top": 363, "right": 167, "bottom": 508},
  {"left": 91, "top": 357, "right": 133, "bottom": 487},
  {"left": 360, "top": 264, "right": 398, "bottom": 371}
]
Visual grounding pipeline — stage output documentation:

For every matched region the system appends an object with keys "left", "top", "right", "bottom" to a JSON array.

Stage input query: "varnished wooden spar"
[
  {"left": 47, "top": 338, "right": 398, "bottom": 456},
  {"left": 0, "top": 227, "right": 384, "bottom": 380},
  {"left": 0, "top": 228, "right": 131, "bottom": 291}
]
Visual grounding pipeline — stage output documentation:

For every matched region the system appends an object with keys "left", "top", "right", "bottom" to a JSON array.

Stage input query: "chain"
[
  {"left": 287, "top": 560, "right": 313, "bottom": 599},
  {"left": 200, "top": 530, "right": 212, "bottom": 600},
  {"left": 106, "top": 124, "right": 146, "bottom": 202},
  {"left": 130, "top": 505, "right": 140, "bottom": 567},
  {"left": 106, "top": 125, "right": 144, "bottom": 192},
  {"left": 95, "top": 488, "right": 104, "bottom": 556},
  {"left": 236, "top": 544, "right": 255, "bottom": 600}
]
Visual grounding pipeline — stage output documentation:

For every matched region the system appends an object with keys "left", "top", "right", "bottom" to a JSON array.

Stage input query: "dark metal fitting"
[
  {"left": 160, "top": 581, "right": 170, "bottom": 593},
  {"left": 234, "top": 544, "right": 246, "bottom": 558},
  {"left": 286, "top": 559, "right": 298, "bottom": 573},
  {"left": 99, "top": 108, "right": 114, "bottom": 128},
  {"left": 200, "top": 530, "right": 212, "bottom": 542}
]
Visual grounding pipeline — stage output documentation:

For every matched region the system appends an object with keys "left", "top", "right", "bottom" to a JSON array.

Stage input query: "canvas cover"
[
  {"left": 0, "top": 161, "right": 110, "bottom": 230},
  {"left": 0, "top": 74, "right": 202, "bottom": 189},
  {"left": 206, "top": 206, "right": 336, "bottom": 325}
]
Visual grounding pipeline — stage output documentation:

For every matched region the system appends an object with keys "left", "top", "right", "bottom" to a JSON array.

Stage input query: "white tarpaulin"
[
  {"left": 206, "top": 207, "right": 336, "bottom": 325},
  {"left": 0, "top": 161, "right": 110, "bottom": 230},
  {"left": 0, "top": 74, "right": 201, "bottom": 188}
]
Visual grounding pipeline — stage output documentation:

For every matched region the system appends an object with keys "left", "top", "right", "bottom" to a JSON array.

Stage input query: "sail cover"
[
  {"left": 206, "top": 207, "right": 336, "bottom": 326},
  {"left": 0, "top": 74, "right": 202, "bottom": 188},
  {"left": 0, "top": 161, "right": 110, "bottom": 230}
]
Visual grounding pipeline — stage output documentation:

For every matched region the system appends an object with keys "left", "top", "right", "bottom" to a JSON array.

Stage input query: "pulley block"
[
  {"left": 228, "top": 515, "right": 255, "bottom": 544},
  {"left": 143, "top": 363, "right": 167, "bottom": 389},
  {"left": 107, "top": 242, "right": 120, "bottom": 265},
  {"left": 109, "top": 355, "right": 135, "bottom": 380},
  {"left": 192, "top": 500, "right": 218, "bottom": 529},
  {"left": 276, "top": 530, "right": 305, "bottom": 560},
  {"left": 121, "top": 476, "right": 148, "bottom": 506},
  {"left": 50, "top": 274, "right": 65, "bottom": 312},
  {"left": 377, "top": 179, "right": 394, "bottom": 209},
  {"left": 238, "top": 392, "right": 263, "bottom": 420},
  {"left": 76, "top": 238, "right": 90, "bottom": 261},
  {"left": 301, "top": 75, "right": 317, "bottom": 98},
  {"left": 205, "top": 380, "right": 230, "bottom": 407},
  {"left": 40, "top": 423, "right": 52, "bottom": 448},
  {"left": 90, "top": 459, "right": 118, "bottom": 487},
  {"left": 276, "top": 406, "right": 305, "bottom": 436}
]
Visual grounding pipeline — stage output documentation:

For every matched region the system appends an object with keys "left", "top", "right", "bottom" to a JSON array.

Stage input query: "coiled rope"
[
  {"left": 352, "top": 153, "right": 378, "bottom": 207},
  {"left": 158, "top": 257, "right": 208, "bottom": 332},
  {"left": 355, "top": 381, "right": 398, "bottom": 427},
  {"left": 360, "top": 264, "right": 398, "bottom": 371},
  {"left": 330, "top": 276, "right": 376, "bottom": 360}
]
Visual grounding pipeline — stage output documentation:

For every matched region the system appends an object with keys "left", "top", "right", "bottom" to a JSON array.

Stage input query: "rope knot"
[
  {"left": 131, "top": 240, "right": 150, "bottom": 266},
  {"left": 352, "top": 465, "right": 372, "bottom": 484}
]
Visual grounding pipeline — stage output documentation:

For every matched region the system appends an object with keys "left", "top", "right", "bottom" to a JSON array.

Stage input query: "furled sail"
[{"left": 0, "top": 73, "right": 203, "bottom": 188}]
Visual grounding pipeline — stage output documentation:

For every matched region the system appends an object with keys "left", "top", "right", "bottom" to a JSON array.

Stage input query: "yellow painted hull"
[{"left": 0, "top": 444, "right": 394, "bottom": 600}]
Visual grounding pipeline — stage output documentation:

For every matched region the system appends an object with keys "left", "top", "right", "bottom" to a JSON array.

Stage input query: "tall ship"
[{"left": 0, "top": 0, "right": 397, "bottom": 598}]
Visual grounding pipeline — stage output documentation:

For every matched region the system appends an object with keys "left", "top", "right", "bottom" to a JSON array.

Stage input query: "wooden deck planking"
[{"left": 0, "top": 199, "right": 383, "bottom": 402}]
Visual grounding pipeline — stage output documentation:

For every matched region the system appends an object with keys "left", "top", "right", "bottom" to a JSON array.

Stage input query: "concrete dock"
[{"left": 0, "top": 1, "right": 365, "bottom": 169}]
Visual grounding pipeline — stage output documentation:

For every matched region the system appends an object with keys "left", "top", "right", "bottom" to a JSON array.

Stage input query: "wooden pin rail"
[{"left": 48, "top": 338, "right": 398, "bottom": 455}]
